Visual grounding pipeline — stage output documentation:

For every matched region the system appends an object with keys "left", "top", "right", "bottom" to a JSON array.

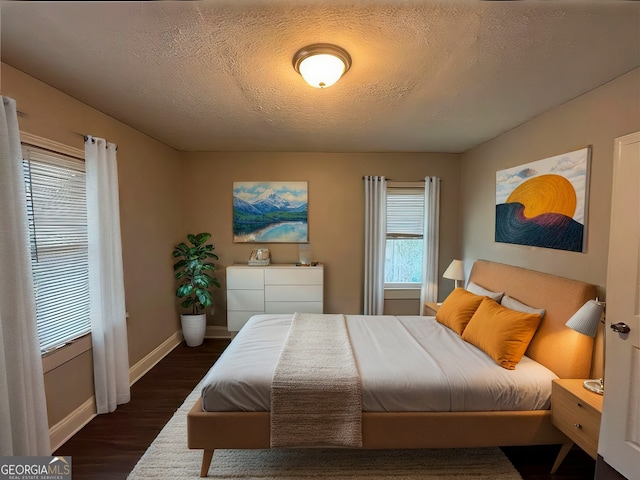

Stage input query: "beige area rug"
[{"left": 127, "top": 384, "right": 523, "bottom": 480}]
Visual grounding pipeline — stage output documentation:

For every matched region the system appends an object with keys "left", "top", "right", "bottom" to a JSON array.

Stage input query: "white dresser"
[{"left": 226, "top": 264, "right": 324, "bottom": 331}]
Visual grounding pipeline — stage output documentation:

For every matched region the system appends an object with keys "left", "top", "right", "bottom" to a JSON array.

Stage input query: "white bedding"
[{"left": 201, "top": 313, "right": 557, "bottom": 413}]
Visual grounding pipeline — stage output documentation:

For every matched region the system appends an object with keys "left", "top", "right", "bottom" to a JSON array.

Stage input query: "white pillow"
[
  {"left": 466, "top": 281, "right": 504, "bottom": 302},
  {"left": 501, "top": 295, "right": 546, "bottom": 319}
]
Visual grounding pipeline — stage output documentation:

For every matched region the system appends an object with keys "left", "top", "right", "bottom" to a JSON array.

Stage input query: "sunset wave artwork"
[{"left": 495, "top": 148, "right": 590, "bottom": 252}]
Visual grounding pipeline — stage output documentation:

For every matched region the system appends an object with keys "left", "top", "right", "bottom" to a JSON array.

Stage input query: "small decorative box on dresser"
[
  {"left": 226, "top": 264, "right": 324, "bottom": 332},
  {"left": 550, "top": 378, "right": 603, "bottom": 474}
]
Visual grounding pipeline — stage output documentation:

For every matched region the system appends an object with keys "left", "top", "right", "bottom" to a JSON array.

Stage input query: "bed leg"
[
  {"left": 200, "top": 450, "right": 214, "bottom": 478},
  {"left": 550, "top": 442, "right": 573, "bottom": 474}
]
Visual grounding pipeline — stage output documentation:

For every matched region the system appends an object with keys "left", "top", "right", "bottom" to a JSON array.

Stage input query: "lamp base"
[{"left": 583, "top": 378, "right": 604, "bottom": 395}]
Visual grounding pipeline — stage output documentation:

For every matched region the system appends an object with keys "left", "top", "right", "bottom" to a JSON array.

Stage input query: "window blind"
[
  {"left": 22, "top": 144, "right": 90, "bottom": 353},
  {"left": 386, "top": 186, "right": 425, "bottom": 237}
]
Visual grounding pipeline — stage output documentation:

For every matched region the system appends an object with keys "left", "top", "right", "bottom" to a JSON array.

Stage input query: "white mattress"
[{"left": 201, "top": 314, "right": 557, "bottom": 412}]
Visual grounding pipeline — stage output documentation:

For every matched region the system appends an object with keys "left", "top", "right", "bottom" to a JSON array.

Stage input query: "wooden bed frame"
[{"left": 187, "top": 259, "right": 597, "bottom": 477}]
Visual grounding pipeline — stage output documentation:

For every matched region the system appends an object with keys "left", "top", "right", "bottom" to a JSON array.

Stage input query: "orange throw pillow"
[
  {"left": 435, "top": 288, "right": 485, "bottom": 335},
  {"left": 462, "top": 297, "right": 543, "bottom": 370}
]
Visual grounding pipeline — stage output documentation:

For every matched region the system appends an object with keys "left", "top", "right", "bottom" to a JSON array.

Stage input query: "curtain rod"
[
  {"left": 362, "top": 176, "right": 430, "bottom": 182},
  {"left": 16, "top": 117, "right": 118, "bottom": 150},
  {"left": 77, "top": 132, "right": 118, "bottom": 150}
]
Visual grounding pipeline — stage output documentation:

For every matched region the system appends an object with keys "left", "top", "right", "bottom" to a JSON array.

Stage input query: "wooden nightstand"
[
  {"left": 550, "top": 378, "right": 603, "bottom": 474},
  {"left": 423, "top": 302, "right": 440, "bottom": 316}
]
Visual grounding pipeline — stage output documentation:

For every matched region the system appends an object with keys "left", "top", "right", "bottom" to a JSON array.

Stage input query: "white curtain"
[
  {"left": 363, "top": 176, "right": 387, "bottom": 315},
  {"left": 420, "top": 176, "right": 441, "bottom": 307},
  {"left": 85, "top": 136, "right": 130, "bottom": 414},
  {"left": 0, "top": 97, "right": 51, "bottom": 455}
]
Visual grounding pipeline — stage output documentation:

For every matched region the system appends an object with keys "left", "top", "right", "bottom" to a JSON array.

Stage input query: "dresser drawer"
[
  {"left": 227, "top": 289, "right": 265, "bottom": 311},
  {"left": 552, "top": 381, "right": 601, "bottom": 458},
  {"left": 265, "top": 285, "right": 323, "bottom": 302},
  {"left": 264, "top": 267, "right": 323, "bottom": 285},
  {"left": 227, "top": 268, "right": 264, "bottom": 289}
]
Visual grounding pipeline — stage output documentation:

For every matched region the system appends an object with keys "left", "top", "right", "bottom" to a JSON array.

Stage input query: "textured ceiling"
[{"left": 1, "top": 1, "right": 639, "bottom": 153}]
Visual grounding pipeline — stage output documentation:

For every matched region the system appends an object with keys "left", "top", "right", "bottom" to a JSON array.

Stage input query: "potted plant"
[{"left": 172, "top": 232, "right": 221, "bottom": 347}]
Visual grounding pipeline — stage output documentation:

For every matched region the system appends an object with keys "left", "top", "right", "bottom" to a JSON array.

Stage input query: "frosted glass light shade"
[
  {"left": 565, "top": 299, "right": 603, "bottom": 338},
  {"left": 299, "top": 54, "right": 345, "bottom": 88},
  {"left": 293, "top": 44, "right": 352, "bottom": 89}
]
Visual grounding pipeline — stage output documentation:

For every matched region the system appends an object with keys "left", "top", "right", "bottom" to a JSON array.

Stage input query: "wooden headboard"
[{"left": 468, "top": 260, "right": 597, "bottom": 379}]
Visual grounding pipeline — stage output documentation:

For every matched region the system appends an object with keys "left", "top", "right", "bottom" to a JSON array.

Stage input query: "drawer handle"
[
  {"left": 574, "top": 423, "right": 582, "bottom": 429},
  {"left": 576, "top": 402, "right": 583, "bottom": 408}
]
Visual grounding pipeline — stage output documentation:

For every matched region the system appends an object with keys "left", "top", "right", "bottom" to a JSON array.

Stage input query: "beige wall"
[
  {"left": 181, "top": 152, "right": 462, "bottom": 325},
  {"left": 2, "top": 63, "right": 184, "bottom": 426},
  {"left": 1, "top": 63, "right": 462, "bottom": 426},
  {"left": 5, "top": 58, "right": 637, "bottom": 431},
  {"left": 460, "top": 68, "right": 640, "bottom": 299}
]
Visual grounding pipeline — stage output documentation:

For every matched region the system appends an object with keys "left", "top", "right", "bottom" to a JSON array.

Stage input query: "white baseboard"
[
  {"left": 205, "top": 325, "right": 232, "bottom": 339},
  {"left": 129, "top": 331, "right": 184, "bottom": 385},
  {"left": 49, "top": 330, "right": 184, "bottom": 452},
  {"left": 49, "top": 396, "right": 97, "bottom": 453}
]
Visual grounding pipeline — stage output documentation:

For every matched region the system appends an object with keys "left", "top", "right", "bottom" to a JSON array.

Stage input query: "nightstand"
[
  {"left": 550, "top": 378, "right": 603, "bottom": 474},
  {"left": 423, "top": 302, "right": 440, "bottom": 316}
]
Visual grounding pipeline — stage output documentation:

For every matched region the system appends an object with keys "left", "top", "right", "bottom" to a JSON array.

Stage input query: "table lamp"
[
  {"left": 565, "top": 299, "right": 605, "bottom": 394},
  {"left": 443, "top": 259, "right": 465, "bottom": 289}
]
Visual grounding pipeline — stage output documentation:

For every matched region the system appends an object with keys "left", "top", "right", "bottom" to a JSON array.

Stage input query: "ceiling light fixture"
[{"left": 292, "top": 43, "right": 352, "bottom": 89}]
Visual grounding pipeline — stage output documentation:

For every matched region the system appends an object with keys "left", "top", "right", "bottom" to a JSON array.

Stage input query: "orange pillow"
[
  {"left": 435, "top": 288, "right": 485, "bottom": 335},
  {"left": 462, "top": 297, "right": 543, "bottom": 370}
]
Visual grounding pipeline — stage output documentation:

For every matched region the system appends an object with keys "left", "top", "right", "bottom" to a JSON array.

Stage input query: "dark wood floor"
[{"left": 55, "top": 338, "right": 596, "bottom": 480}]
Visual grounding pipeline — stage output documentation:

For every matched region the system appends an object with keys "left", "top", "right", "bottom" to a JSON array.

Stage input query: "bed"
[{"left": 187, "top": 259, "right": 597, "bottom": 477}]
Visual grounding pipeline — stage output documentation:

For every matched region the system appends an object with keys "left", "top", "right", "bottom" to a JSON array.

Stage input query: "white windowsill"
[{"left": 42, "top": 334, "right": 92, "bottom": 374}]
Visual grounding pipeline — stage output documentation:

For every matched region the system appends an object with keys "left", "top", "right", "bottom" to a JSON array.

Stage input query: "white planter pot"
[{"left": 181, "top": 313, "right": 206, "bottom": 347}]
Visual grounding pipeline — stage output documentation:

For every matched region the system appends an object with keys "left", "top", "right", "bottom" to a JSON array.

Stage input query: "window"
[
  {"left": 22, "top": 142, "right": 90, "bottom": 353},
  {"left": 384, "top": 183, "right": 424, "bottom": 287}
]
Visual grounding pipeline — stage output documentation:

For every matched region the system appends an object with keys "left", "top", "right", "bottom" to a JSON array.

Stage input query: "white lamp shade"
[
  {"left": 443, "top": 259, "right": 465, "bottom": 282},
  {"left": 298, "top": 54, "right": 346, "bottom": 88},
  {"left": 565, "top": 299, "right": 603, "bottom": 338}
]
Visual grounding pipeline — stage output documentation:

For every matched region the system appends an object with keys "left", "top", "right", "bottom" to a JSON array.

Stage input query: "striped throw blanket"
[{"left": 270, "top": 313, "right": 362, "bottom": 448}]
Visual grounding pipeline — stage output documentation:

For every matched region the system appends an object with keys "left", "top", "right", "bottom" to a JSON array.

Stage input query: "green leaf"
[
  {"left": 196, "top": 233, "right": 211, "bottom": 244},
  {"left": 201, "top": 272, "right": 216, "bottom": 283},
  {"left": 187, "top": 233, "right": 198, "bottom": 245},
  {"left": 181, "top": 298, "right": 194, "bottom": 308},
  {"left": 177, "top": 284, "right": 193, "bottom": 297},
  {"left": 193, "top": 277, "right": 208, "bottom": 288},
  {"left": 173, "top": 259, "right": 187, "bottom": 271},
  {"left": 197, "top": 290, "right": 212, "bottom": 308},
  {"left": 187, "top": 259, "right": 199, "bottom": 270},
  {"left": 175, "top": 242, "right": 189, "bottom": 253}
]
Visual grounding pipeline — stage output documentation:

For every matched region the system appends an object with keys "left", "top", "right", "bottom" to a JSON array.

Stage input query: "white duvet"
[{"left": 201, "top": 314, "right": 557, "bottom": 412}]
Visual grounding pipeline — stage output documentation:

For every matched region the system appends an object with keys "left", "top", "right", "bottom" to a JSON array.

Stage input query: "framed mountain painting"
[
  {"left": 495, "top": 147, "right": 591, "bottom": 253},
  {"left": 233, "top": 181, "right": 308, "bottom": 243}
]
